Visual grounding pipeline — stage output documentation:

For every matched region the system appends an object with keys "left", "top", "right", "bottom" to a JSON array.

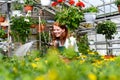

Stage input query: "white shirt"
[{"left": 58, "top": 36, "right": 79, "bottom": 52}]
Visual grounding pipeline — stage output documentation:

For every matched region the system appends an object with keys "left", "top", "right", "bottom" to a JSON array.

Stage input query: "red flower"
[
  {"left": 68, "top": 0, "right": 75, "bottom": 5},
  {"left": 76, "top": 1, "right": 85, "bottom": 7},
  {"left": 51, "top": 2, "right": 58, "bottom": 7},
  {"left": 57, "top": 0, "right": 63, "bottom": 3}
]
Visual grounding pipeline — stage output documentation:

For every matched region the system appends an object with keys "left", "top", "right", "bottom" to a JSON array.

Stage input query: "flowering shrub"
[{"left": 51, "top": 0, "right": 85, "bottom": 31}]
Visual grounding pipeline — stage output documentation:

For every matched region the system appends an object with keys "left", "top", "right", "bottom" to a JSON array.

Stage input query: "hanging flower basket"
[
  {"left": 24, "top": 5, "right": 33, "bottom": 12},
  {"left": 0, "top": 16, "right": 5, "bottom": 22},
  {"left": 84, "top": 13, "right": 96, "bottom": 23},
  {"left": 36, "top": 24, "right": 45, "bottom": 33},
  {"left": 117, "top": 5, "right": 120, "bottom": 13},
  {"left": 114, "top": 0, "right": 120, "bottom": 13},
  {"left": 2, "top": 26, "right": 7, "bottom": 30},
  {"left": 30, "top": 24, "right": 37, "bottom": 28}
]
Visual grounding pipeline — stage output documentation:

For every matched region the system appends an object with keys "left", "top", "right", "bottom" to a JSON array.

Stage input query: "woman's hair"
[{"left": 51, "top": 22, "right": 68, "bottom": 45}]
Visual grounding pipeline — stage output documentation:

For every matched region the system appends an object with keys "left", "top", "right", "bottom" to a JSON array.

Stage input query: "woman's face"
[{"left": 53, "top": 25, "right": 65, "bottom": 37}]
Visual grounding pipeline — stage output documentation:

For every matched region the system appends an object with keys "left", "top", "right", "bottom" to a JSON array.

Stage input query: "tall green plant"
[
  {"left": 96, "top": 20, "right": 117, "bottom": 55},
  {"left": 0, "top": 29, "right": 6, "bottom": 38},
  {"left": 96, "top": 20, "right": 117, "bottom": 40},
  {"left": 77, "top": 34, "right": 89, "bottom": 55},
  {"left": 10, "top": 16, "right": 33, "bottom": 43}
]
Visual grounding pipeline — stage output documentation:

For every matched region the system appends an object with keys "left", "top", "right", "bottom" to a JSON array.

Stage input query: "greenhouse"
[{"left": 0, "top": 0, "right": 120, "bottom": 80}]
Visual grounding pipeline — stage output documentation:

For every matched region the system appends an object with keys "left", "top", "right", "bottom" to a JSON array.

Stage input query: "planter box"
[{"left": 84, "top": 13, "right": 96, "bottom": 23}]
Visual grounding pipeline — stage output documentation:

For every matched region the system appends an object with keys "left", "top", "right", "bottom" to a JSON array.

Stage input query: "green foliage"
[
  {"left": 83, "top": 6, "right": 98, "bottom": 13},
  {"left": 11, "top": 0, "right": 23, "bottom": 10},
  {"left": 62, "top": 47, "right": 78, "bottom": 59},
  {"left": 41, "top": 32, "right": 49, "bottom": 43},
  {"left": 41, "top": 19, "right": 47, "bottom": 25},
  {"left": 96, "top": 20, "right": 117, "bottom": 39},
  {"left": 10, "top": 16, "right": 33, "bottom": 43},
  {"left": 115, "top": 0, "right": 120, "bottom": 6},
  {"left": 39, "top": 31, "right": 50, "bottom": 55},
  {"left": 0, "top": 29, "right": 6, "bottom": 38},
  {"left": 0, "top": 48, "right": 120, "bottom": 80},
  {"left": 77, "top": 34, "right": 89, "bottom": 55},
  {"left": 31, "top": 19, "right": 47, "bottom": 25},
  {"left": 24, "top": 0, "right": 36, "bottom": 6},
  {"left": 55, "top": 6, "right": 84, "bottom": 31},
  {"left": 0, "top": 13, "right": 6, "bottom": 17}
]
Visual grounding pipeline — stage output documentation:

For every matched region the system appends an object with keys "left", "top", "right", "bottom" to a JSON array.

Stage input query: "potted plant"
[
  {"left": 36, "top": 19, "right": 47, "bottom": 32},
  {"left": 10, "top": 16, "right": 33, "bottom": 43},
  {"left": 23, "top": 0, "right": 36, "bottom": 12},
  {"left": 52, "top": 0, "right": 85, "bottom": 31},
  {"left": 30, "top": 18, "right": 38, "bottom": 28},
  {"left": 0, "top": 29, "right": 6, "bottom": 39},
  {"left": 0, "top": 14, "right": 6, "bottom": 22},
  {"left": 96, "top": 20, "right": 117, "bottom": 55},
  {"left": 11, "top": 0, "right": 23, "bottom": 16},
  {"left": 83, "top": 6, "right": 98, "bottom": 23},
  {"left": 114, "top": 0, "right": 120, "bottom": 12}
]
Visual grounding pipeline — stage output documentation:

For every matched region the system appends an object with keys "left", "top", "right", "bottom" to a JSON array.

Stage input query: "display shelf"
[
  {"left": 97, "top": 47, "right": 120, "bottom": 50},
  {"left": 93, "top": 40, "right": 120, "bottom": 44}
]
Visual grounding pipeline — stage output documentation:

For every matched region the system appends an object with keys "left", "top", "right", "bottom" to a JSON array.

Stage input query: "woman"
[{"left": 51, "top": 22, "right": 79, "bottom": 52}]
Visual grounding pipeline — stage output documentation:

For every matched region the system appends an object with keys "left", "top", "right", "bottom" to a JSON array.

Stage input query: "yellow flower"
[
  {"left": 13, "top": 67, "right": 17, "bottom": 73},
  {"left": 94, "top": 60, "right": 102, "bottom": 65},
  {"left": 109, "top": 75, "right": 117, "bottom": 80},
  {"left": 109, "top": 57, "right": 115, "bottom": 61},
  {"left": 101, "top": 56, "right": 104, "bottom": 59},
  {"left": 47, "top": 69, "right": 58, "bottom": 80},
  {"left": 88, "top": 52, "right": 95, "bottom": 55},
  {"left": 35, "top": 75, "right": 45, "bottom": 80},
  {"left": 79, "top": 60, "right": 85, "bottom": 64},
  {"left": 21, "top": 61, "right": 25, "bottom": 66},
  {"left": 103, "top": 55, "right": 115, "bottom": 61},
  {"left": 31, "top": 63, "right": 37, "bottom": 68},
  {"left": 88, "top": 73, "right": 97, "bottom": 80},
  {"left": 87, "top": 49, "right": 90, "bottom": 52},
  {"left": 45, "top": 60, "right": 48, "bottom": 64},
  {"left": 34, "top": 58, "right": 40, "bottom": 61},
  {"left": 81, "top": 55, "right": 87, "bottom": 59}
]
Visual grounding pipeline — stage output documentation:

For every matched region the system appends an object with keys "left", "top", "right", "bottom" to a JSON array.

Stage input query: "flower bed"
[{"left": 0, "top": 48, "right": 120, "bottom": 80}]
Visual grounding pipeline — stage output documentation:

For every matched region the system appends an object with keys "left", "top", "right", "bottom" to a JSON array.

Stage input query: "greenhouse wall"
[{"left": 87, "top": 27, "right": 120, "bottom": 56}]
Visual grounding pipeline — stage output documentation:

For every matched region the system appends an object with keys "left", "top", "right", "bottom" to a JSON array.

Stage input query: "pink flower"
[
  {"left": 51, "top": 2, "right": 58, "bottom": 7},
  {"left": 76, "top": 1, "right": 85, "bottom": 7},
  {"left": 68, "top": 0, "right": 75, "bottom": 5}
]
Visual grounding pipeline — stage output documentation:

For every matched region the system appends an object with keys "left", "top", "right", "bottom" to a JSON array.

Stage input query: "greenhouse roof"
[
  {"left": 81, "top": 0, "right": 118, "bottom": 17},
  {"left": 0, "top": 0, "right": 119, "bottom": 24},
  {"left": 73, "top": 0, "right": 119, "bottom": 24}
]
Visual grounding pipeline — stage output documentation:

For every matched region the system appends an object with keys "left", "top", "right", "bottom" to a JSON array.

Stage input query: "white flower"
[{"left": 24, "top": 18, "right": 29, "bottom": 22}]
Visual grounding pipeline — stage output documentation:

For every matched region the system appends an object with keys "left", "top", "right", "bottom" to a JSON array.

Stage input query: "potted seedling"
[
  {"left": 84, "top": 6, "right": 98, "bottom": 23},
  {"left": 0, "top": 14, "right": 6, "bottom": 22},
  {"left": 36, "top": 19, "right": 47, "bottom": 33},
  {"left": 11, "top": 0, "right": 23, "bottom": 16},
  {"left": 23, "top": 0, "right": 36, "bottom": 12},
  {"left": 114, "top": 0, "right": 120, "bottom": 13}
]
